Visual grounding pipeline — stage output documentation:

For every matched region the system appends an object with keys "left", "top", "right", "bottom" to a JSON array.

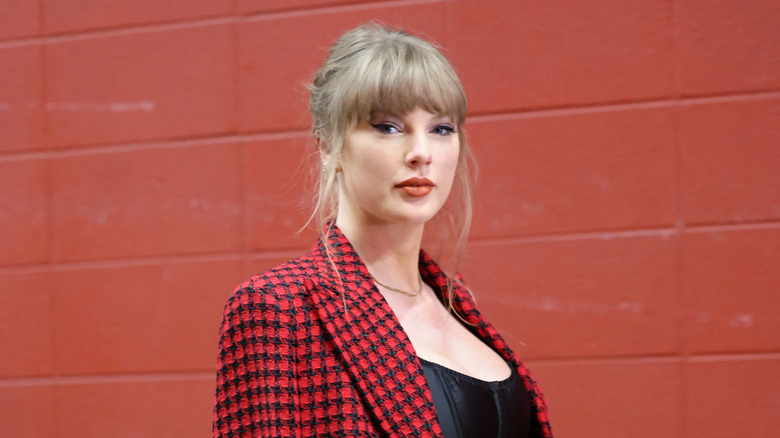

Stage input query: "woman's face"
[{"left": 335, "top": 107, "right": 460, "bottom": 228}]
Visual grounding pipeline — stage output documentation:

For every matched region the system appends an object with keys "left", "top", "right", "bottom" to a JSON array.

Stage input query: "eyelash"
[
  {"left": 369, "top": 123, "right": 457, "bottom": 136},
  {"left": 369, "top": 123, "right": 399, "bottom": 134},
  {"left": 432, "top": 125, "right": 457, "bottom": 135}
]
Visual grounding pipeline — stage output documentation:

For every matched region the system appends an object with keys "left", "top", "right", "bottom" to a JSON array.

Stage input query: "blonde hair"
[{"left": 308, "top": 23, "right": 476, "bottom": 308}]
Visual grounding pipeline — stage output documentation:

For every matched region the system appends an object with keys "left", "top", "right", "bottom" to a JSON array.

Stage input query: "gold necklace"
[{"left": 369, "top": 273, "right": 423, "bottom": 297}]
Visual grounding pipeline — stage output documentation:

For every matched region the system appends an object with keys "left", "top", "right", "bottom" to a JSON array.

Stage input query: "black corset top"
[{"left": 419, "top": 356, "right": 530, "bottom": 438}]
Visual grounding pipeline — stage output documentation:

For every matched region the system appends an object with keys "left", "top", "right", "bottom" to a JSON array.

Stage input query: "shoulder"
[{"left": 222, "top": 254, "right": 322, "bottom": 323}]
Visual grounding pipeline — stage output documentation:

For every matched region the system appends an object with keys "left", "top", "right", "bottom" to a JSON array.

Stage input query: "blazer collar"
[
  {"left": 308, "top": 224, "right": 480, "bottom": 320},
  {"left": 307, "top": 224, "right": 442, "bottom": 436}
]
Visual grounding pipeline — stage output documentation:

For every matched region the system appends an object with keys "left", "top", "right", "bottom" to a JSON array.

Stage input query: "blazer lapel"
[
  {"left": 420, "top": 252, "right": 552, "bottom": 437},
  {"left": 419, "top": 252, "right": 504, "bottom": 357},
  {"left": 307, "top": 226, "right": 441, "bottom": 437}
]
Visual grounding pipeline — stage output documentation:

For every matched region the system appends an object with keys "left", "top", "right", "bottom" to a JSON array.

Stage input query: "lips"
[{"left": 395, "top": 177, "right": 434, "bottom": 198}]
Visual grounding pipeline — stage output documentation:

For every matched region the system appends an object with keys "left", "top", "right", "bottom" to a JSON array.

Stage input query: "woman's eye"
[
  {"left": 369, "top": 123, "right": 400, "bottom": 134},
  {"left": 432, "top": 125, "right": 456, "bottom": 136}
]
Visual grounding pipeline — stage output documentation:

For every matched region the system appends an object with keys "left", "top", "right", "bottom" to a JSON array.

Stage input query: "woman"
[{"left": 213, "top": 24, "right": 552, "bottom": 437}]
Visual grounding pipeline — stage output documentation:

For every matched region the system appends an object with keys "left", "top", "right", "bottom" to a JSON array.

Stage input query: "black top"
[{"left": 419, "top": 357, "right": 530, "bottom": 438}]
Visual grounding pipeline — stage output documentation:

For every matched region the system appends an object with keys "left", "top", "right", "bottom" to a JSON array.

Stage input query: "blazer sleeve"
[{"left": 213, "top": 282, "right": 301, "bottom": 438}]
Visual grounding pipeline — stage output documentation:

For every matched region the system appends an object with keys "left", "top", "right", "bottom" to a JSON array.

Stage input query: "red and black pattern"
[{"left": 213, "top": 225, "right": 553, "bottom": 437}]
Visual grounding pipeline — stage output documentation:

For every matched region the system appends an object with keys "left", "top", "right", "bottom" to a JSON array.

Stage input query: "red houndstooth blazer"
[{"left": 213, "top": 225, "right": 553, "bottom": 437}]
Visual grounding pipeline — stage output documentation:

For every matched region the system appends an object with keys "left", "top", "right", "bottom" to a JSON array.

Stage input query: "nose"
[{"left": 405, "top": 133, "right": 432, "bottom": 168}]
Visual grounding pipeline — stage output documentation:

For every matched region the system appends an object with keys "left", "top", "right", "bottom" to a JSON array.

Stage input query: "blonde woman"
[{"left": 213, "top": 24, "right": 552, "bottom": 438}]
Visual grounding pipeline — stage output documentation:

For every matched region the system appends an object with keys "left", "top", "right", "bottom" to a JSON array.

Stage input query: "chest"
[{"left": 382, "top": 288, "right": 512, "bottom": 382}]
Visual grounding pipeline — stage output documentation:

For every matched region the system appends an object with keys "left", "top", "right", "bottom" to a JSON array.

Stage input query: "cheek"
[
  {"left": 343, "top": 139, "right": 387, "bottom": 171},
  {"left": 340, "top": 151, "right": 392, "bottom": 200},
  {"left": 355, "top": 153, "right": 388, "bottom": 173},
  {"left": 442, "top": 147, "right": 460, "bottom": 180},
  {"left": 433, "top": 148, "right": 460, "bottom": 201}
]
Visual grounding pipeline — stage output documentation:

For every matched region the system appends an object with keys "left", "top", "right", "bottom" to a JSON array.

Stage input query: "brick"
[
  {"left": 50, "top": 143, "right": 242, "bottom": 262},
  {"left": 0, "top": 0, "right": 39, "bottom": 40},
  {"left": 0, "top": 385, "right": 55, "bottom": 438},
  {"left": 245, "top": 137, "right": 318, "bottom": 251},
  {"left": 248, "top": 198, "right": 318, "bottom": 251},
  {"left": 684, "top": 226, "right": 780, "bottom": 354},
  {"left": 0, "top": 45, "right": 44, "bottom": 152},
  {"left": 468, "top": 107, "right": 676, "bottom": 238},
  {"left": 239, "top": 0, "right": 359, "bottom": 14},
  {"left": 246, "top": 253, "right": 306, "bottom": 279},
  {"left": 238, "top": 2, "right": 450, "bottom": 132},
  {"left": 0, "top": 271, "right": 53, "bottom": 377},
  {"left": 462, "top": 232, "right": 680, "bottom": 359},
  {"left": 678, "top": 0, "right": 780, "bottom": 95},
  {"left": 53, "top": 378, "right": 213, "bottom": 437},
  {"left": 531, "top": 359, "right": 683, "bottom": 438},
  {"left": 51, "top": 259, "right": 243, "bottom": 375},
  {"left": 0, "top": 159, "right": 48, "bottom": 266},
  {"left": 680, "top": 97, "right": 780, "bottom": 224},
  {"left": 685, "top": 358, "right": 780, "bottom": 437},
  {"left": 43, "top": 0, "right": 232, "bottom": 34},
  {"left": 450, "top": 0, "right": 673, "bottom": 113},
  {"left": 45, "top": 24, "right": 236, "bottom": 148}
]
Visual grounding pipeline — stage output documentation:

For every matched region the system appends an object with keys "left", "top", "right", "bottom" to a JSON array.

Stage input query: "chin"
[
  {"left": 402, "top": 208, "right": 442, "bottom": 225},
  {"left": 367, "top": 199, "right": 446, "bottom": 225}
]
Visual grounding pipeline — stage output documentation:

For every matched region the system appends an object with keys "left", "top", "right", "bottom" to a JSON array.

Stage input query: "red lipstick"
[{"left": 395, "top": 177, "right": 434, "bottom": 198}]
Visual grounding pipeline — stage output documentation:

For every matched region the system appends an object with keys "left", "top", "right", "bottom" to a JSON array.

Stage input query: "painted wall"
[{"left": 1, "top": 0, "right": 778, "bottom": 436}]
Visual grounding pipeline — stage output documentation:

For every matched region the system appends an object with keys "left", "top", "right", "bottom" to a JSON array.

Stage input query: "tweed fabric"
[{"left": 213, "top": 225, "right": 553, "bottom": 437}]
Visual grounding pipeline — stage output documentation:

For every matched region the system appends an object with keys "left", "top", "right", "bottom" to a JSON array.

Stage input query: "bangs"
[{"left": 336, "top": 38, "right": 467, "bottom": 126}]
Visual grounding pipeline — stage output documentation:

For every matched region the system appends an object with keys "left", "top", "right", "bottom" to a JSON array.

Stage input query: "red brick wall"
[{"left": 1, "top": 1, "right": 778, "bottom": 436}]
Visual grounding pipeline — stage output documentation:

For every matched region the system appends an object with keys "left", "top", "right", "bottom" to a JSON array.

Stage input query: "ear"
[
  {"left": 315, "top": 131, "right": 342, "bottom": 172},
  {"left": 319, "top": 149, "right": 329, "bottom": 168},
  {"left": 313, "top": 131, "right": 325, "bottom": 162},
  {"left": 315, "top": 138, "right": 327, "bottom": 165}
]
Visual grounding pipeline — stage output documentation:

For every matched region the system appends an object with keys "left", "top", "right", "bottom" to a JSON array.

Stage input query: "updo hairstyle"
[{"left": 308, "top": 23, "right": 475, "bottom": 271}]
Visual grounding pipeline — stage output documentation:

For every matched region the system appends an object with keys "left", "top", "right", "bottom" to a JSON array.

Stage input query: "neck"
[{"left": 335, "top": 216, "right": 425, "bottom": 291}]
